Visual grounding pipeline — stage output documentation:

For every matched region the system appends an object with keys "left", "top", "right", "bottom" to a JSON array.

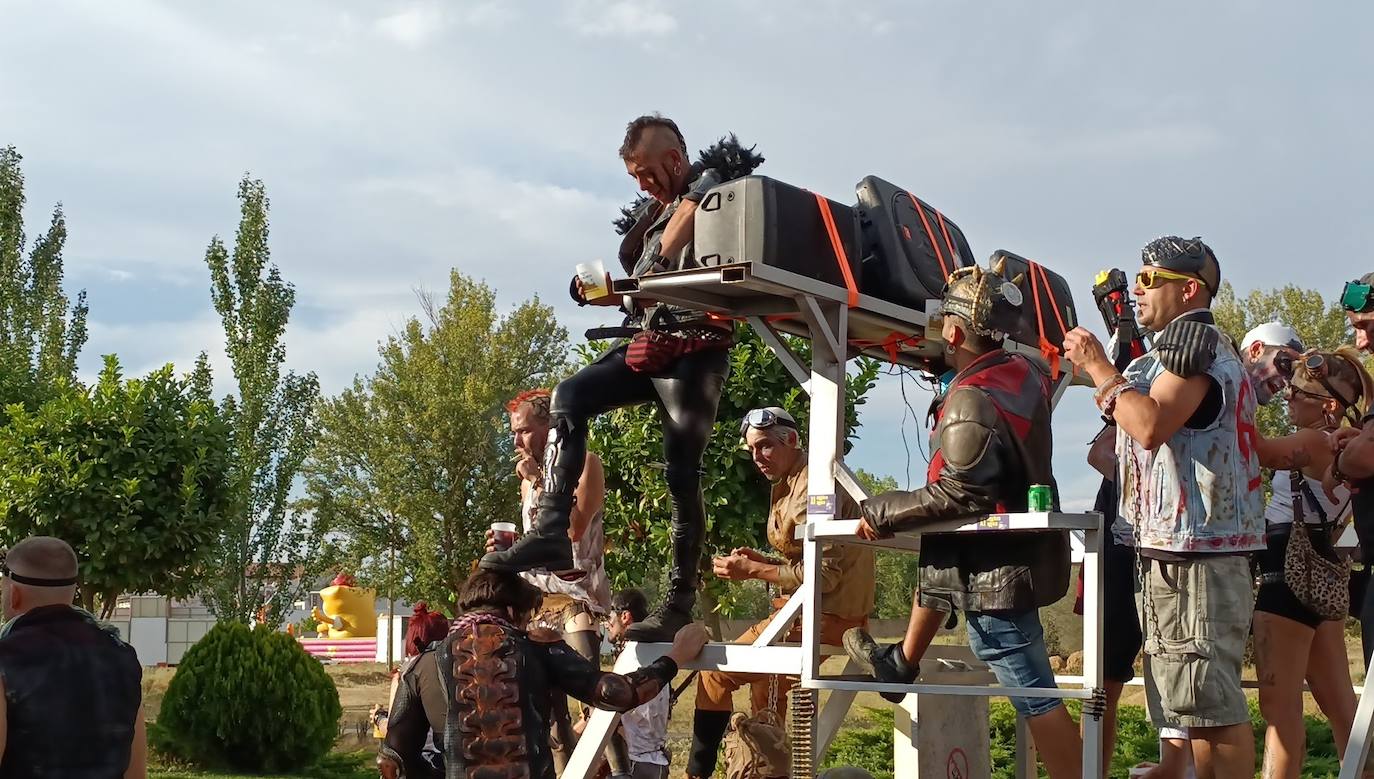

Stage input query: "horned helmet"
[{"left": 939, "top": 259, "right": 1024, "bottom": 339}]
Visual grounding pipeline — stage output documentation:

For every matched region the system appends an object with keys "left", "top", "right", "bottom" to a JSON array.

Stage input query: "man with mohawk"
[
  {"left": 843, "top": 262, "right": 1082, "bottom": 778},
  {"left": 481, "top": 114, "right": 762, "bottom": 642}
]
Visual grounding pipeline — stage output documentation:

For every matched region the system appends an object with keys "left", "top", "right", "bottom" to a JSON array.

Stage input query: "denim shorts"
[{"left": 965, "top": 608, "right": 1061, "bottom": 717}]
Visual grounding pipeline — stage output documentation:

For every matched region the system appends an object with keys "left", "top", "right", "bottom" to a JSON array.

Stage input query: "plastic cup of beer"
[
  {"left": 491, "top": 522, "right": 518, "bottom": 551},
  {"left": 575, "top": 260, "right": 610, "bottom": 301}
]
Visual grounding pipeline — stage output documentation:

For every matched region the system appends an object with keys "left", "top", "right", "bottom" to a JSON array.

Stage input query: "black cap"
[{"left": 1141, "top": 236, "right": 1220, "bottom": 296}]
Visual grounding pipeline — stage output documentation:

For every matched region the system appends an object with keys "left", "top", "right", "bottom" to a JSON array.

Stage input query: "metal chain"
[{"left": 1121, "top": 433, "right": 1165, "bottom": 651}]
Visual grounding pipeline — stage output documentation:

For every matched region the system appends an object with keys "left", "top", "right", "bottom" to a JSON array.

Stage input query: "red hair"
[
  {"left": 506, "top": 389, "right": 552, "bottom": 421},
  {"left": 405, "top": 602, "right": 450, "bottom": 657}
]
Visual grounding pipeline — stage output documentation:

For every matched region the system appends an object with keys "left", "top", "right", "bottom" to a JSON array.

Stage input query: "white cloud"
[
  {"left": 83, "top": 305, "right": 406, "bottom": 399},
  {"left": 374, "top": 5, "right": 445, "bottom": 48},
  {"left": 568, "top": 0, "right": 677, "bottom": 38},
  {"left": 856, "top": 12, "right": 893, "bottom": 36},
  {"left": 11, "top": 0, "right": 1374, "bottom": 498}
]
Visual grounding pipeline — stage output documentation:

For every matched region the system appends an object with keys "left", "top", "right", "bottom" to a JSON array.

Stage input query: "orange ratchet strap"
[
  {"left": 906, "top": 191, "right": 950, "bottom": 280},
  {"left": 814, "top": 192, "right": 859, "bottom": 307},
  {"left": 1026, "top": 260, "right": 1071, "bottom": 380}
]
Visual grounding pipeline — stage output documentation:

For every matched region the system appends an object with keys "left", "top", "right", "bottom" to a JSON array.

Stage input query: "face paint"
[{"left": 1243, "top": 352, "right": 1290, "bottom": 406}]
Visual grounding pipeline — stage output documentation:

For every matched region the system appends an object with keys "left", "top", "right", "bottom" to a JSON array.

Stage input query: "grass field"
[{"left": 150, "top": 751, "right": 376, "bottom": 779}]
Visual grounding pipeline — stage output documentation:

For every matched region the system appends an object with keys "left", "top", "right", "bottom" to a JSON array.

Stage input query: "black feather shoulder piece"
[
  {"left": 693, "top": 133, "right": 765, "bottom": 182},
  {"left": 613, "top": 195, "right": 649, "bottom": 236},
  {"left": 611, "top": 134, "right": 764, "bottom": 235}
]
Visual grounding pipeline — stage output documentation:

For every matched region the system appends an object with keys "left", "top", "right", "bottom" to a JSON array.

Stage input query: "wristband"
[
  {"left": 1094, "top": 375, "right": 1130, "bottom": 416},
  {"left": 1101, "top": 384, "right": 1132, "bottom": 416},
  {"left": 1093, "top": 374, "right": 1127, "bottom": 411},
  {"left": 1333, "top": 449, "right": 1351, "bottom": 484}
]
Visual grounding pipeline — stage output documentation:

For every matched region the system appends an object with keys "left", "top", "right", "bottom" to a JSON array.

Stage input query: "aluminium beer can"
[{"left": 1027, "top": 484, "right": 1053, "bottom": 512}]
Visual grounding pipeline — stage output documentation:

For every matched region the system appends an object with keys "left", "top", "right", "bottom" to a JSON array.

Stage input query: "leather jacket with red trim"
[{"left": 861, "top": 350, "right": 1070, "bottom": 612}]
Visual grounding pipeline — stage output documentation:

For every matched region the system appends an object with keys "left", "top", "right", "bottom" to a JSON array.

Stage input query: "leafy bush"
[{"left": 154, "top": 622, "right": 341, "bottom": 772}]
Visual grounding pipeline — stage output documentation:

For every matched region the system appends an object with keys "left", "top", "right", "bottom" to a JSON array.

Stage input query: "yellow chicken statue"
[{"left": 311, "top": 573, "right": 378, "bottom": 639}]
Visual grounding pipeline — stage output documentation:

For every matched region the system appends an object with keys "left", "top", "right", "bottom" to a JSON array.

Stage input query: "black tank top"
[{"left": 0, "top": 605, "right": 142, "bottom": 778}]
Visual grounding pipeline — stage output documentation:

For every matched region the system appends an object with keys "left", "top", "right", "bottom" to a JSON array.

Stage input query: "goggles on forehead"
[
  {"left": 1342, "top": 281, "right": 1374, "bottom": 313},
  {"left": 739, "top": 408, "right": 798, "bottom": 438},
  {"left": 1136, "top": 268, "right": 1203, "bottom": 290}
]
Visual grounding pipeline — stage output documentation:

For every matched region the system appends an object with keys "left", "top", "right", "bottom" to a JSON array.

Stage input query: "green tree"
[
  {"left": 302, "top": 272, "right": 568, "bottom": 612},
  {"left": 853, "top": 469, "right": 924, "bottom": 619},
  {"left": 0, "top": 146, "right": 88, "bottom": 410},
  {"left": 197, "top": 177, "right": 322, "bottom": 625},
  {"left": 1212, "top": 281, "right": 1350, "bottom": 439},
  {"left": 583, "top": 329, "right": 882, "bottom": 633},
  {"left": 0, "top": 356, "right": 230, "bottom": 615}
]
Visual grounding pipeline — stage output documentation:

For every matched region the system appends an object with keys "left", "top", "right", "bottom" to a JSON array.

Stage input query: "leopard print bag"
[{"left": 1283, "top": 471, "right": 1349, "bottom": 622}]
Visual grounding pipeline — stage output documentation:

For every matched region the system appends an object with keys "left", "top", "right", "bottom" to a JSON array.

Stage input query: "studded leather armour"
[
  {"left": 861, "top": 350, "right": 1070, "bottom": 612},
  {"left": 436, "top": 612, "right": 677, "bottom": 779}
]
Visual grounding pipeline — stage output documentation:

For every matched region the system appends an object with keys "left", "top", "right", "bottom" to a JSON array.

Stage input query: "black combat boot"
[
  {"left": 843, "top": 627, "right": 920, "bottom": 703},
  {"left": 624, "top": 586, "right": 695, "bottom": 643},
  {"left": 482, "top": 416, "right": 586, "bottom": 575},
  {"left": 626, "top": 477, "right": 704, "bottom": 642},
  {"left": 480, "top": 492, "right": 575, "bottom": 574}
]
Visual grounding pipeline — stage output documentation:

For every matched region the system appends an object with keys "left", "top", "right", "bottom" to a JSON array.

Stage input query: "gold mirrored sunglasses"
[{"left": 1136, "top": 268, "right": 1202, "bottom": 290}]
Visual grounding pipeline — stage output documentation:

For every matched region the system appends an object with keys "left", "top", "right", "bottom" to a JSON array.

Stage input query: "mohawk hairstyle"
[
  {"left": 611, "top": 133, "right": 765, "bottom": 235},
  {"left": 618, "top": 113, "right": 687, "bottom": 159},
  {"left": 506, "top": 389, "right": 552, "bottom": 422}
]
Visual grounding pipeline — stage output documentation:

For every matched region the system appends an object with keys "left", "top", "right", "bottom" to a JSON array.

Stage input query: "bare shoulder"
[{"left": 584, "top": 451, "right": 604, "bottom": 474}]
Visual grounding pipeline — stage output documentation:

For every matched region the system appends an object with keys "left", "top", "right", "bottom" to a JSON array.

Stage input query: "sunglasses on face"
[
  {"left": 1285, "top": 385, "right": 1327, "bottom": 403},
  {"left": 1135, "top": 268, "right": 1201, "bottom": 290},
  {"left": 1291, "top": 351, "right": 1362, "bottom": 425}
]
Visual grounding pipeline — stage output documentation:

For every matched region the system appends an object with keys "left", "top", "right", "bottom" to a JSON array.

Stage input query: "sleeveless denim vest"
[{"left": 1115, "top": 319, "right": 1265, "bottom": 553}]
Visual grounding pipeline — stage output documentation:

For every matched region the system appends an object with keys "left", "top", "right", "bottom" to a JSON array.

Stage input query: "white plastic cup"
[
  {"left": 490, "top": 522, "right": 518, "bottom": 551},
  {"left": 575, "top": 260, "right": 610, "bottom": 300}
]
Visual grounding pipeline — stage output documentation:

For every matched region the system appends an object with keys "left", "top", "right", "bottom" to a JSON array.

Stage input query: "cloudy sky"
[{"left": 3, "top": 0, "right": 1371, "bottom": 509}]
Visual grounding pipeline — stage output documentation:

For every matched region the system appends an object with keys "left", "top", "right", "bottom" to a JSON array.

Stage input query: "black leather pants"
[
  {"left": 1355, "top": 511, "right": 1374, "bottom": 668},
  {"left": 543, "top": 344, "right": 729, "bottom": 596}
]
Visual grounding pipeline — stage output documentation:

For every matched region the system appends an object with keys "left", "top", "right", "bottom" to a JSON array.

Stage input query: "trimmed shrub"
[{"left": 154, "top": 622, "right": 341, "bottom": 772}]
